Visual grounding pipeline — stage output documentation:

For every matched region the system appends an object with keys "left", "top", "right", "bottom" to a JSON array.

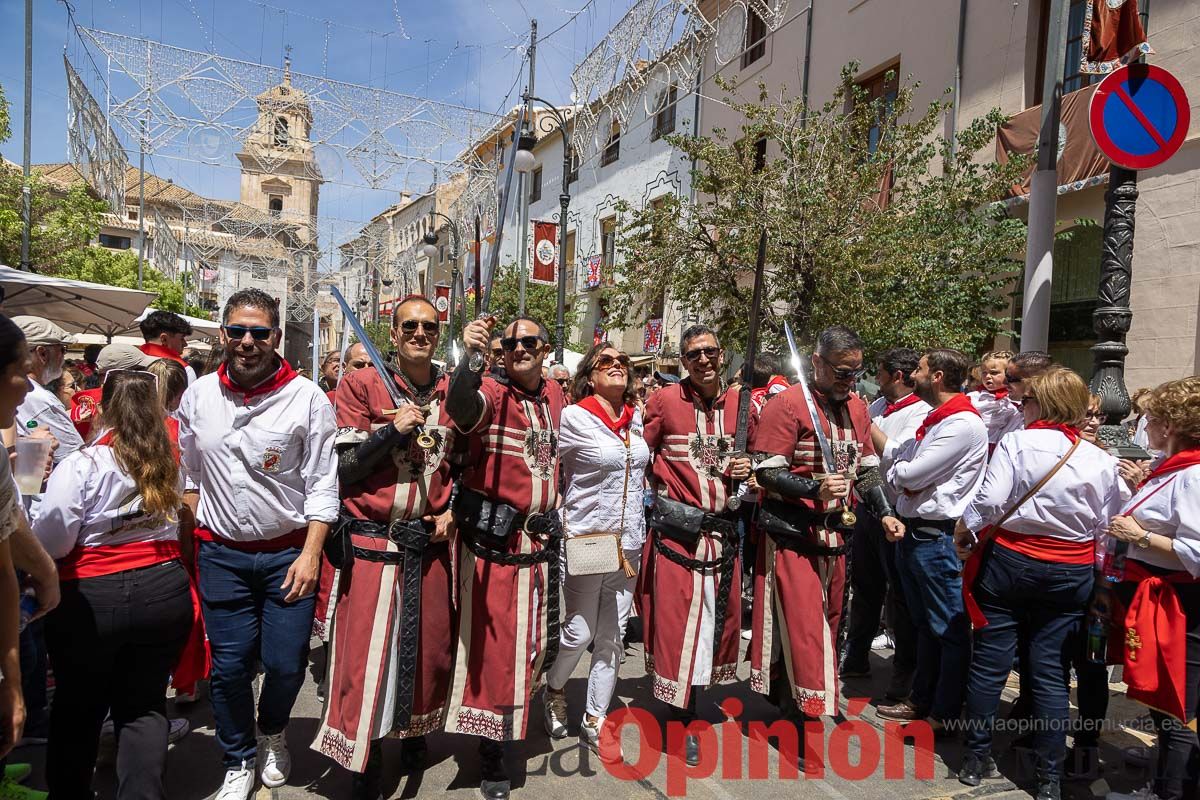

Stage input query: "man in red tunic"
[
  {"left": 750, "top": 325, "right": 903, "bottom": 763},
  {"left": 311, "top": 296, "right": 457, "bottom": 799},
  {"left": 638, "top": 323, "right": 750, "bottom": 766},
  {"left": 445, "top": 315, "right": 566, "bottom": 800}
]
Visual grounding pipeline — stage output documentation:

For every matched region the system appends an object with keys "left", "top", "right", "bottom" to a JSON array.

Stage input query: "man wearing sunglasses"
[
  {"left": 177, "top": 289, "right": 339, "bottom": 800},
  {"left": 315, "top": 295, "right": 456, "bottom": 797},
  {"left": 638, "top": 323, "right": 750, "bottom": 766},
  {"left": 750, "top": 325, "right": 901, "bottom": 765},
  {"left": 444, "top": 315, "right": 565, "bottom": 800},
  {"left": 989, "top": 350, "right": 1054, "bottom": 448}
]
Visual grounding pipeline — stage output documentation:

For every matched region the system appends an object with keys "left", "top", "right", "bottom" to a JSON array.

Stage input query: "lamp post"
[
  {"left": 421, "top": 211, "right": 464, "bottom": 351},
  {"left": 516, "top": 95, "right": 571, "bottom": 363}
]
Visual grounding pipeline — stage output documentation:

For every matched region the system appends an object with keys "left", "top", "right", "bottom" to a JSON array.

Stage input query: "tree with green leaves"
[
  {"left": 485, "top": 261, "right": 581, "bottom": 349},
  {"left": 607, "top": 65, "right": 1028, "bottom": 359}
]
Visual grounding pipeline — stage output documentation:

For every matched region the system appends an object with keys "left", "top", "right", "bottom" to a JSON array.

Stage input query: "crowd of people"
[{"left": 0, "top": 290, "right": 1197, "bottom": 800}]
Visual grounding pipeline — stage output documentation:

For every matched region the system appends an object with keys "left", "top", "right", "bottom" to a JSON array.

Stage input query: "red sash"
[
  {"left": 882, "top": 393, "right": 922, "bottom": 417},
  {"left": 1026, "top": 420, "right": 1081, "bottom": 443},
  {"left": 576, "top": 395, "right": 634, "bottom": 436},
  {"left": 193, "top": 524, "right": 308, "bottom": 552},
  {"left": 962, "top": 528, "right": 1093, "bottom": 629},
  {"left": 1120, "top": 560, "right": 1200, "bottom": 728}
]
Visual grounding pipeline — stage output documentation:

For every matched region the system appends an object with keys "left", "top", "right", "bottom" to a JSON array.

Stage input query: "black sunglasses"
[
  {"left": 223, "top": 325, "right": 273, "bottom": 341},
  {"left": 683, "top": 346, "right": 720, "bottom": 362},
  {"left": 501, "top": 335, "right": 544, "bottom": 352},
  {"left": 817, "top": 354, "right": 865, "bottom": 381},
  {"left": 399, "top": 319, "right": 440, "bottom": 335},
  {"left": 1004, "top": 371, "right": 1023, "bottom": 384}
]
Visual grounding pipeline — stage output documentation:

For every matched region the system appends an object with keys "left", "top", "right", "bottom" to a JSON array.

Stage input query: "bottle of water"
[
  {"left": 1101, "top": 538, "right": 1129, "bottom": 583},
  {"left": 18, "top": 590, "right": 37, "bottom": 633}
]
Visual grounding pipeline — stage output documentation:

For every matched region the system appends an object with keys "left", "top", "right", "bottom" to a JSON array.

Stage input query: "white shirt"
[
  {"left": 558, "top": 404, "right": 650, "bottom": 551},
  {"left": 882, "top": 408, "right": 989, "bottom": 520},
  {"left": 16, "top": 379, "right": 84, "bottom": 464},
  {"left": 1125, "top": 463, "right": 1200, "bottom": 577},
  {"left": 31, "top": 444, "right": 181, "bottom": 559},
  {"left": 961, "top": 430, "right": 1126, "bottom": 543},
  {"left": 870, "top": 394, "right": 932, "bottom": 503},
  {"left": 177, "top": 371, "right": 339, "bottom": 541},
  {"left": 969, "top": 390, "right": 1024, "bottom": 446}
]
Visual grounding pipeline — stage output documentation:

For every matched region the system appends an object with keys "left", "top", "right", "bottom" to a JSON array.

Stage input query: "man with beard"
[
  {"left": 750, "top": 325, "right": 902, "bottom": 764},
  {"left": 638, "top": 323, "right": 750, "bottom": 766},
  {"left": 444, "top": 315, "right": 565, "bottom": 800},
  {"left": 871, "top": 348, "right": 988, "bottom": 732},
  {"left": 313, "top": 296, "right": 456, "bottom": 799},
  {"left": 177, "top": 289, "right": 338, "bottom": 800},
  {"left": 14, "top": 316, "right": 84, "bottom": 463}
]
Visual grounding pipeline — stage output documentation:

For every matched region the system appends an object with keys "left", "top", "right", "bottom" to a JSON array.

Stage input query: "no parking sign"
[{"left": 1089, "top": 64, "right": 1190, "bottom": 170}]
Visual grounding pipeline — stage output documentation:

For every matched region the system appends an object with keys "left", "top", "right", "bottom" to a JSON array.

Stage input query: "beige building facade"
[{"left": 696, "top": 0, "right": 1199, "bottom": 388}]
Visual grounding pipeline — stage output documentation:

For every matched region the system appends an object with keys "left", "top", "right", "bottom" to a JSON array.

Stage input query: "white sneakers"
[
  {"left": 580, "top": 716, "right": 623, "bottom": 764},
  {"left": 871, "top": 631, "right": 895, "bottom": 650},
  {"left": 259, "top": 730, "right": 291, "bottom": 788},
  {"left": 543, "top": 688, "right": 568, "bottom": 740},
  {"left": 214, "top": 761, "right": 255, "bottom": 800}
]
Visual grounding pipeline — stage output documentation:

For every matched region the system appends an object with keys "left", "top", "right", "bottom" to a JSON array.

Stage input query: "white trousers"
[{"left": 546, "top": 549, "right": 639, "bottom": 719}]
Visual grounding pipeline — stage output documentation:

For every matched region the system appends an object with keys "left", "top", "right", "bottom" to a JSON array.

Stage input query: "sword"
[
  {"left": 727, "top": 228, "right": 768, "bottom": 511},
  {"left": 330, "top": 287, "right": 436, "bottom": 451},
  {"left": 783, "top": 321, "right": 856, "bottom": 527}
]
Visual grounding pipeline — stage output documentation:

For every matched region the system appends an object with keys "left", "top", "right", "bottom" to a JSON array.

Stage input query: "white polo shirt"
[
  {"left": 177, "top": 369, "right": 339, "bottom": 542},
  {"left": 16, "top": 379, "right": 85, "bottom": 463},
  {"left": 870, "top": 393, "right": 932, "bottom": 503},
  {"left": 1125, "top": 463, "right": 1200, "bottom": 577},
  {"left": 882, "top": 408, "right": 989, "bottom": 520}
]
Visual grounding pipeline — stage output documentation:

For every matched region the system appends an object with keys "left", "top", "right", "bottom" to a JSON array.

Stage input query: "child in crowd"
[{"left": 968, "top": 350, "right": 1017, "bottom": 452}]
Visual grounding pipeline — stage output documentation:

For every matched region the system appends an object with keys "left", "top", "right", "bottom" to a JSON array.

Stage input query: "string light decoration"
[{"left": 65, "top": 57, "right": 129, "bottom": 217}]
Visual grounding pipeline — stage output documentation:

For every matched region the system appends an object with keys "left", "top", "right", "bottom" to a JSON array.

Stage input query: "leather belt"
[
  {"left": 342, "top": 516, "right": 433, "bottom": 732},
  {"left": 898, "top": 516, "right": 957, "bottom": 536},
  {"left": 651, "top": 521, "right": 737, "bottom": 666},
  {"left": 459, "top": 511, "right": 564, "bottom": 679}
]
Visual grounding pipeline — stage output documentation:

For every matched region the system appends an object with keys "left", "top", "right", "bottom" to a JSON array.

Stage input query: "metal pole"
[
  {"left": 555, "top": 133, "right": 570, "bottom": 363},
  {"left": 516, "top": 170, "right": 529, "bottom": 314},
  {"left": 800, "top": 1, "right": 814, "bottom": 128},
  {"left": 137, "top": 117, "right": 147, "bottom": 289},
  {"left": 950, "top": 0, "right": 968, "bottom": 159},
  {"left": 19, "top": 0, "right": 33, "bottom": 271},
  {"left": 1020, "top": 0, "right": 1069, "bottom": 352}
]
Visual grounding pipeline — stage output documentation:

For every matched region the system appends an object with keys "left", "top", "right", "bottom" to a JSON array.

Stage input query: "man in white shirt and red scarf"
[
  {"left": 872, "top": 348, "right": 988, "bottom": 731},
  {"left": 841, "top": 347, "right": 928, "bottom": 702},
  {"left": 177, "top": 289, "right": 338, "bottom": 800},
  {"left": 639, "top": 323, "right": 750, "bottom": 767},
  {"left": 138, "top": 309, "right": 195, "bottom": 382},
  {"left": 444, "top": 315, "right": 566, "bottom": 800},
  {"left": 312, "top": 296, "right": 457, "bottom": 799},
  {"left": 750, "top": 325, "right": 901, "bottom": 765}
]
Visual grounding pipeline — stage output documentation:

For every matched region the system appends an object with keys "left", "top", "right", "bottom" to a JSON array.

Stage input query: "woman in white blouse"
[
  {"left": 1102, "top": 376, "right": 1200, "bottom": 800},
  {"left": 953, "top": 368, "right": 1125, "bottom": 800},
  {"left": 543, "top": 342, "right": 649, "bottom": 759}
]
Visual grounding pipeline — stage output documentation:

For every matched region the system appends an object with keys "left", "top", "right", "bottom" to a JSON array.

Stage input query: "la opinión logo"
[{"left": 597, "top": 697, "right": 936, "bottom": 796}]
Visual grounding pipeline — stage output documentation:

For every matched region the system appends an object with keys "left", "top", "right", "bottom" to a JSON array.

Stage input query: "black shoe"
[
  {"left": 839, "top": 661, "right": 871, "bottom": 679},
  {"left": 400, "top": 735, "right": 427, "bottom": 773},
  {"left": 1064, "top": 744, "right": 1099, "bottom": 780},
  {"left": 479, "top": 739, "right": 509, "bottom": 800},
  {"left": 1035, "top": 779, "right": 1060, "bottom": 800},
  {"left": 684, "top": 735, "right": 700, "bottom": 767},
  {"left": 351, "top": 742, "right": 384, "bottom": 800},
  {"left": 957, "top": 752, "right": 998, "bottom": 787}
]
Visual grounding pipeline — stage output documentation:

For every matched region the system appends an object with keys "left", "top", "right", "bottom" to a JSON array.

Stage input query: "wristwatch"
[{"left": 1135, "top": 530, "right": 1152, "bottom": 549}]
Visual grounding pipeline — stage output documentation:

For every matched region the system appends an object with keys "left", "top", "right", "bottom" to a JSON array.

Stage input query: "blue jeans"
[
  {"left": 198, "top": 541, "right": 315, "bottom": 767},
  {"left": 963, "top": 544, "right": 1092, "bottom": 781},
  {"left": 895, "top": 521, "right": 971, "bottom": 721}
]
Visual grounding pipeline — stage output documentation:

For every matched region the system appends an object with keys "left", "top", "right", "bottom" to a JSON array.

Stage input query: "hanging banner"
[
  {"left": 1081, "top": 0, "right": 1152, "bottom": 75},
  {"left": 583, "top": 255, "right": 603, "bottom": 290},
  {"left": 593, "top": 320, "right": 607, "bottom": 346},
  {"left": 530, "top": 221, "right": 558, "bottom": 285},
  {"left": 644, "top": 318, "right": 664, "bottom": 354},
  {"left": 434, "top": 284, "right": 451, "bottom": 322}
]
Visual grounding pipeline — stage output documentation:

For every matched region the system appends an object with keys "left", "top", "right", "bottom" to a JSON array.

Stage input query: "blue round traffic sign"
[{"left": 1090, "top": 64, "right": 1190, "bottom": 170}]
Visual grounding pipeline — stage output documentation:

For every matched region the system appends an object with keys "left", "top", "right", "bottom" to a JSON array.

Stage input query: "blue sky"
[{"left": 0, "top": 0, "right": 631, "bottom": 228}]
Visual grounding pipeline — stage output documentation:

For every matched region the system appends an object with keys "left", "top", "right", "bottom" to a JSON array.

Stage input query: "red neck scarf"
[
  {"left": 1141, "top": 447, "right": 1200, "bottom": 487},
  {"left": 983, "top": 385, "right": 1009, "bottom": 400},
  {"left": 577, "top": 394, "right": 635, "bottom": 436},
  {"left": 1027, "top": 419, "right": 1080, "bottom": 442},
  {"left": 218, "top": 359, "right": 298, "bottom": 402},
  {"left": 139, "top": 342, "right": 188, "bottom": 368},
  {"left": 915, "top": 393, "right": 981, "bottom": 441},
  {"left": 883, "top": 393, "right": 922, "bottom": 417}
]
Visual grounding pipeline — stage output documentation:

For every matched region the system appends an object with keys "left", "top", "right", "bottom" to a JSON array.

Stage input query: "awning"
[{"left": 0, "top": 264, "right": 157, "bottom": 339}]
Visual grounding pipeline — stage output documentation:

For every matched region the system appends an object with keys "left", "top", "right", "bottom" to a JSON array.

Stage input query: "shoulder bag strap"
[
  {"left": 617, "top": 428, "right": 636, "bottom": 577},
  {"left": 990, "top": 437, "right": 1082, "bottom": 532}
]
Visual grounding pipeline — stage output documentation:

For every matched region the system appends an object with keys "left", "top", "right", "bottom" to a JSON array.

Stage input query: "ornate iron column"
[{"left": 1088, "top": 165, "right": 1148, "bottom": 458}]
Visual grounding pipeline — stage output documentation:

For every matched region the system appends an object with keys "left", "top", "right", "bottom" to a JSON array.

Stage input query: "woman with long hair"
[
  {"left": 32, "top": 370, "right": 193, "bottom": 799},
  {"left": 147, "top": 358, "right": 188, "bottom": 416},
  {"left": 954, "top": 367, "right": 1125, "bottom": 800},
  {"left": 542, "top": 341, "right": 649, "bottom": 759},
  {"left": 1102, "top": 377, "right": 1200, "bottom": 800}
]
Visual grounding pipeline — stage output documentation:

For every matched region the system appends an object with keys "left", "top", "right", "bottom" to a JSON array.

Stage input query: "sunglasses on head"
[
  {"left": 223, "top": 325, "right": 273, "bottom": 341},
  {"left": 500, "top": 335, "right": 544, "bottom": 352},
  {"left": 103, "top": 368, "right": 159, "bottom": 391},
  {"left": 399, "top": 319, "right": 440, "bottom": 335},
  {"left": 593, "top": 353, "right": 630, "bottom": 371},
  {"left": 683, "top": 346, "right": 720, "bottom": 362}
]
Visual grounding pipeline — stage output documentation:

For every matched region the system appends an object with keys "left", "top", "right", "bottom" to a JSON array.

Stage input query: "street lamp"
[
  {"left": 421, "top": 212, "right": 464, "bottom": 358},
  {"left": 517, "top": 96, "right": 572, "bottom": 363}
]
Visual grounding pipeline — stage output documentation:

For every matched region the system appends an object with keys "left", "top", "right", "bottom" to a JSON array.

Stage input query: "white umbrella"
[{"left": 0, "top": 264, "right": 157, "bottom": 340}]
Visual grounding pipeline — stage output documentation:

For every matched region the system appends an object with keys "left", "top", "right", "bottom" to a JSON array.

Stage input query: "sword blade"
[
  {"left": 330, "top": 287, "right": 406, "bottom": 409},
  {"left": 784, "top": 321, "right": 837, "bottom": 473}
]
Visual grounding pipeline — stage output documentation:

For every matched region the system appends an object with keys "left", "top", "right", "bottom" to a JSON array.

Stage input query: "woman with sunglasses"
[
  {"left": 1101, "top": 377, "right": 1200, "bottom": 800},
  {"left": 32, "top": 370, "right": 194, "bottom": 799},
  {"left": 542, "top": 343, "right": 649, "bottom": 758}
]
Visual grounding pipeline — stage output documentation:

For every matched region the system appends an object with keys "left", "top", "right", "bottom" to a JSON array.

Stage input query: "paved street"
[{"left": 13, "top": 638, "right": 1160, "bottom": 799}]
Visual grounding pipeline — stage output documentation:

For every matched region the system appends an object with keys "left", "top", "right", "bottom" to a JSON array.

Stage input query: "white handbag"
[{"left": 564, "top": 428, "right": 636, "bottom": 578}]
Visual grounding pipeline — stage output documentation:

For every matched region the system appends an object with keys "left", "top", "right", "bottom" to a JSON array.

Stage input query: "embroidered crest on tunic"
[
  {"left": 523, "top": 428, "right": 558, "bottom": 481},
  {"left": 391, "top": 425, "right": 450, "bottom": 479},
  {"left": 688, "top": 432, "right": 732, "bottom": 478}
]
